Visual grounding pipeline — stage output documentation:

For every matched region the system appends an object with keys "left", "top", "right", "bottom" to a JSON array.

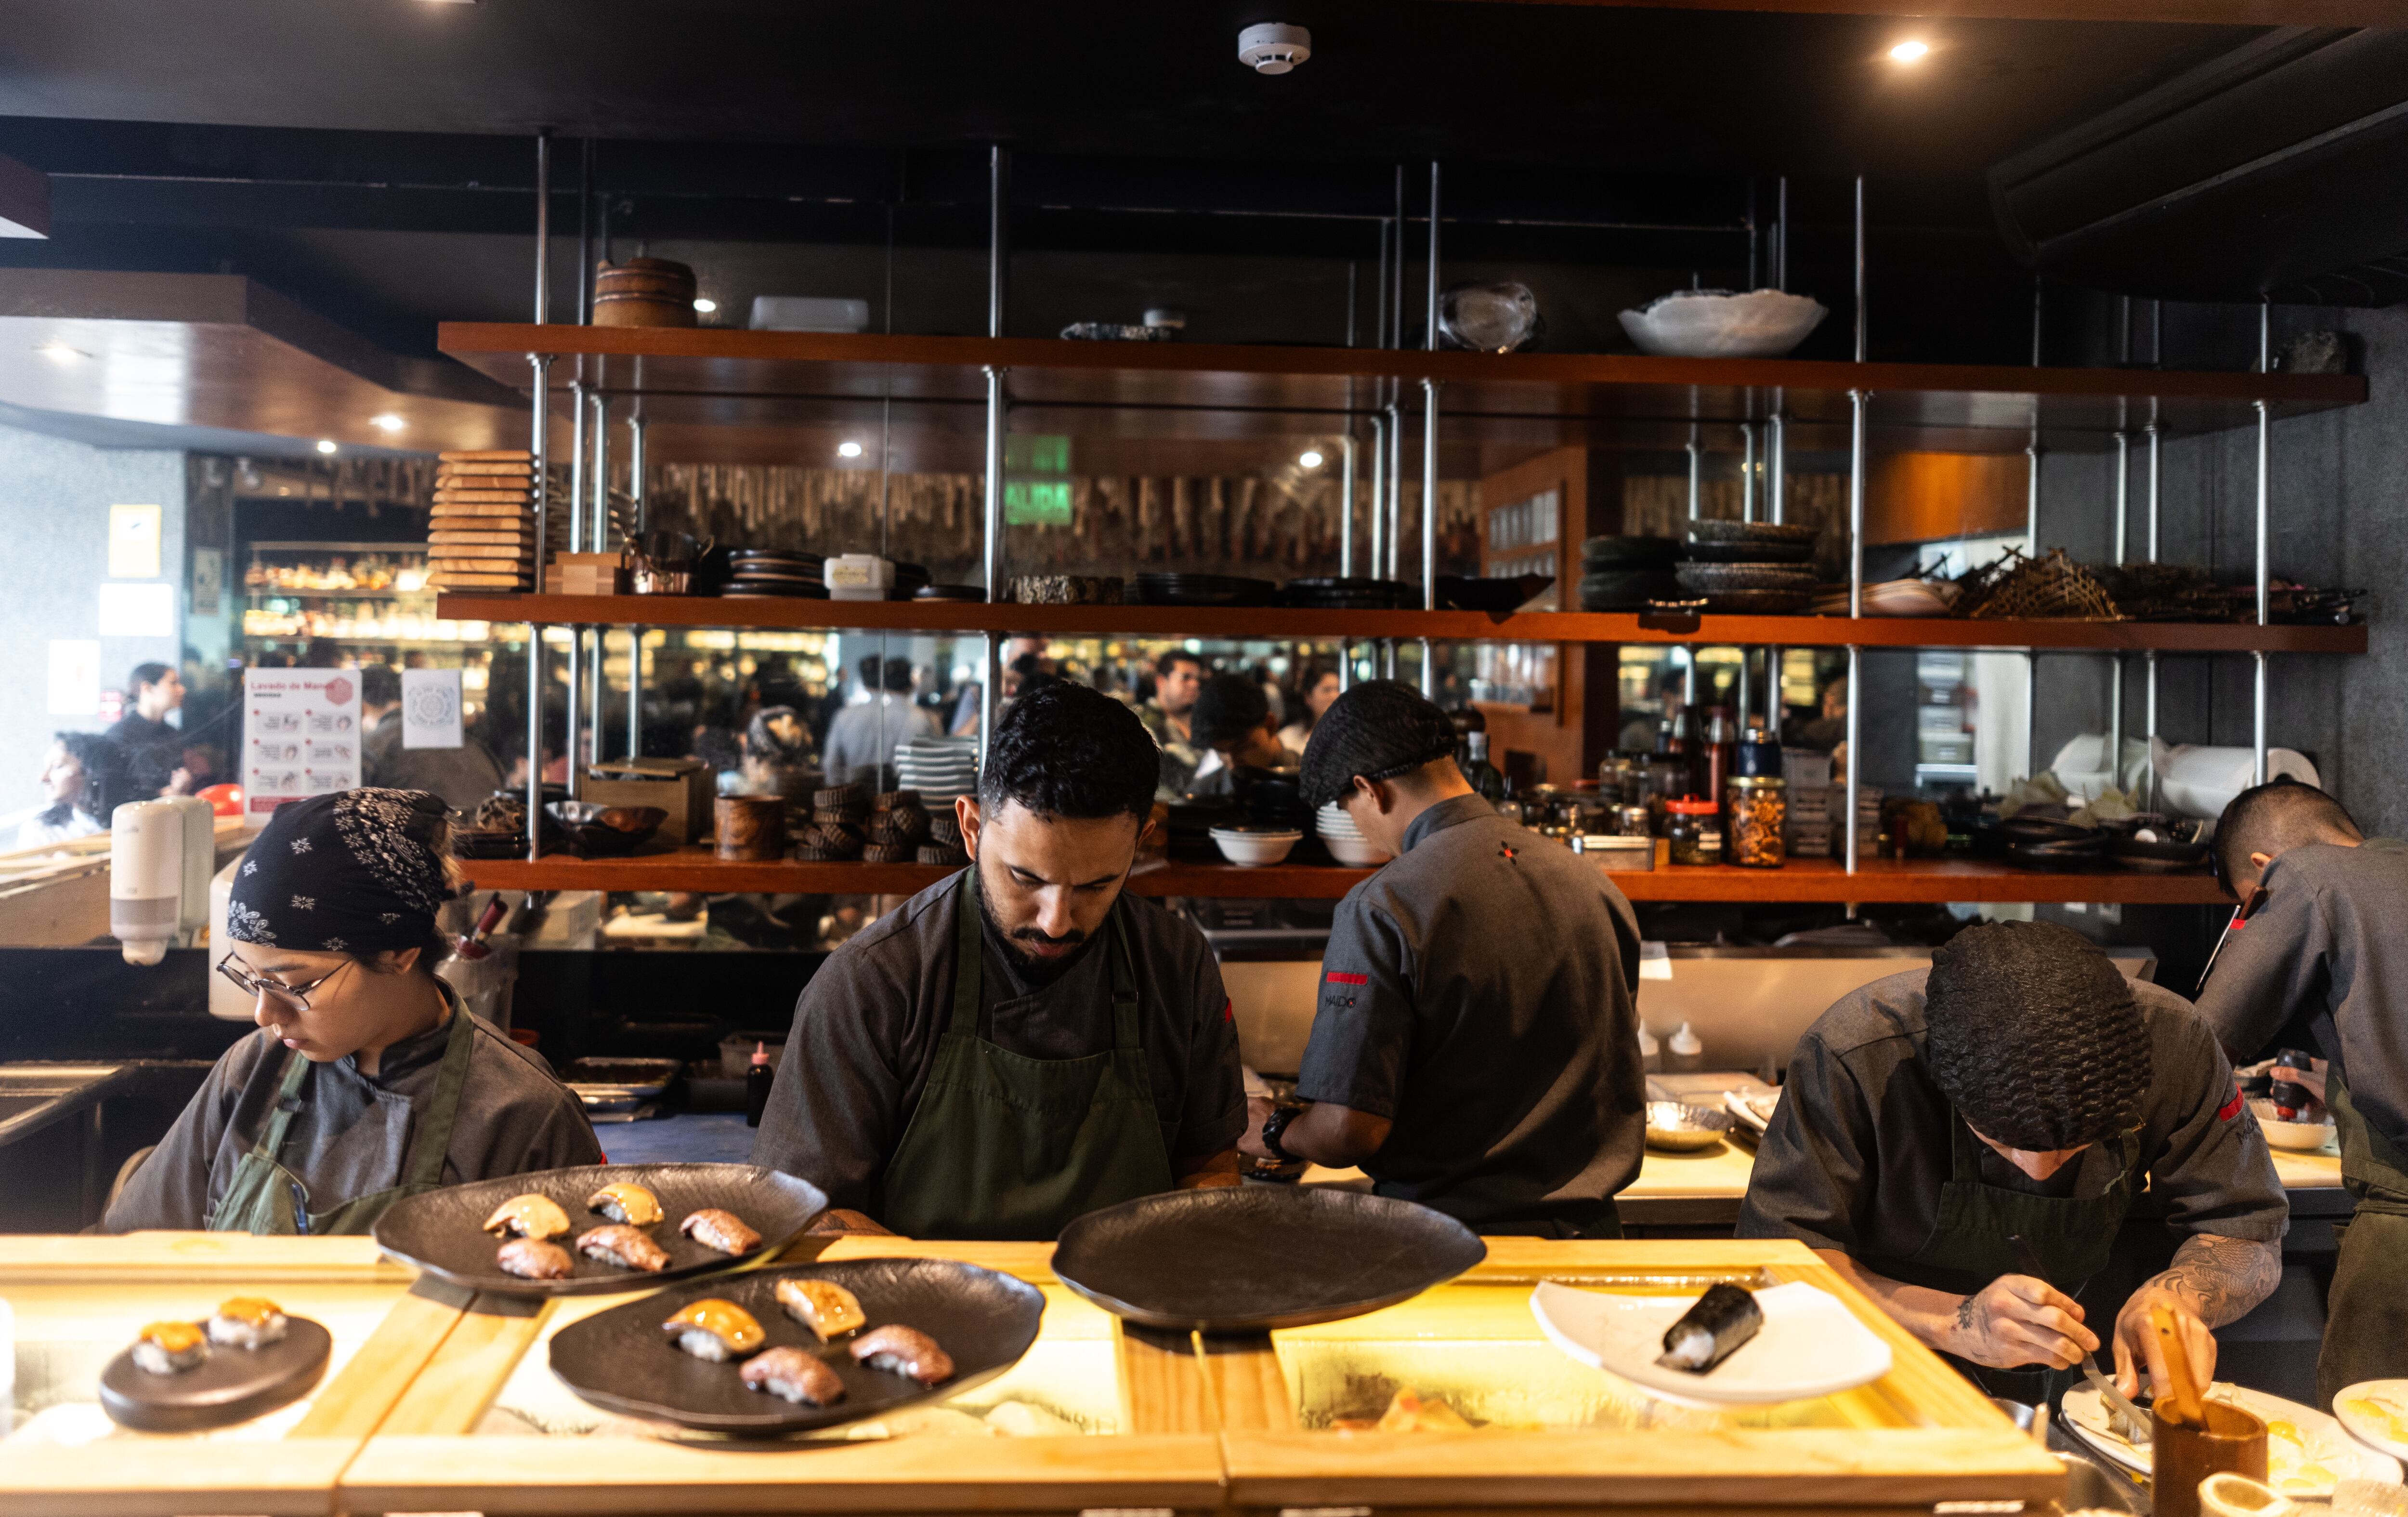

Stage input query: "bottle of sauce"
[
  {"left": 745, "top": 1041, "right": 776, "bottom": 1128},
  {"left": 1666, "top": 796, "right": 1724, "bottom": 865},
  {"left": 1666, "top": 1022, "right": 1704, "bottom": 1074},
  {"left": 1701, "top": 707, "right": 1738, "bottom": 813},
  {"left": 1638, "top": 1023, "right": 1662, "bottom": 1074}
]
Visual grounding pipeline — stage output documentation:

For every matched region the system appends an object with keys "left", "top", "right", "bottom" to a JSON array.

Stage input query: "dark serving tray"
[{"left": 99, "top": 1315, "right": 332, "bottom": 1433}]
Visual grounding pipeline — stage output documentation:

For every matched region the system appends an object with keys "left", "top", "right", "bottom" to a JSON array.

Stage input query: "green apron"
[
  {"left": 206, "top": 996, "right": 475, "bottom": 1237},
  {"left": 878, "top": 870, "right": 1175, "bottom": 1241},
  {"left": 1890, "top": 1109, "right": 2145, "bottom": 1403},
  {"left": 2318, "top": 1071, "right": 2408, "bottom": 1405}
]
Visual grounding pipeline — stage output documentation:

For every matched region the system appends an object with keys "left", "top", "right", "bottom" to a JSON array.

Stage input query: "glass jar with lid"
[
  {"left": 1665, "top": 796, "right": 1724, "bottom": 866},
  {"left": 1727, "top": 775, "right": 1789, "bottom": 869}
]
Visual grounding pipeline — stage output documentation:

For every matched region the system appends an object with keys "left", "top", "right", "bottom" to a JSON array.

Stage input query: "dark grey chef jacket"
[
  {"left": 1294, "top": 791, "right": 1647, "bottom": 1236},
  {"left": 104, "top": 987, "right": 601, "bottom": 1232},
  {"left": 2194, "top": 839, "right": 2408, "bottom": 1152},
  {"left": 1737, "top": 969, "right": 2288, "bottom": 1266},
  {"left": 751, "top": 868, "right": 1246, "bottom": 1217}
]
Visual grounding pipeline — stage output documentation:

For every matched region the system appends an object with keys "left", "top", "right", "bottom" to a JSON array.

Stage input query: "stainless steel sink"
[{"left": 0, "top": 1062, "right": 137, "bottom": 1144}]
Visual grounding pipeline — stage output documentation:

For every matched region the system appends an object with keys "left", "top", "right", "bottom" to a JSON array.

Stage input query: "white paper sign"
[
  {"left": 243, "top": 668, "right": 362, "bottom": 815},
  {"left": 401, "top": 668, "right": 463, "bottom": 750},
  {"left": 97, "top": 581, "right": 175, "bottom": 637},
  {"left": 46, "top": 640, "right": 100, "bottom": 715}
]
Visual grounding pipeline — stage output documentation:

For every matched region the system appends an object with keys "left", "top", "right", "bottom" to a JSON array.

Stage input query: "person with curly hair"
[
  {"left": 753, "top": 682, "right": 1243, "bottom": 1239},
  {"left": 16, "top": 731, "right": 128, "bottom": 849},
  {"left": 1740, "top": 920, "right": 2286, "bottom": 1406}
]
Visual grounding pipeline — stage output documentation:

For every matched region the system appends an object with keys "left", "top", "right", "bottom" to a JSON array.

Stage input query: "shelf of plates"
[{"left": 456, "top": 847, "right": 2230, "bottom": 906}]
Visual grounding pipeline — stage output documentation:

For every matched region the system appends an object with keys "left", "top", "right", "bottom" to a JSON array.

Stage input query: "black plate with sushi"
[
  {"left": 548, "top": 1257, "right": 1045, "bottom": 1436},
  {"left": 98, "top": 1303, "right": 333, "bottom": 1432},
  {"left": 373, "top": 1162, "right": 826, "bottom": 1297}
]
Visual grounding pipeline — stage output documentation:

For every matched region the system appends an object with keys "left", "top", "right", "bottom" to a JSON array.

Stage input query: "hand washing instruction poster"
[{"left": 244, "top": 668, "right": 361, "bottom": 813}]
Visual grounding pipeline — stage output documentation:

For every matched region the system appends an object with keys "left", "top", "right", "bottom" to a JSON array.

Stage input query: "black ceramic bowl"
[{"left": 545, "top": 801, "right": 668, "bottom": 857}]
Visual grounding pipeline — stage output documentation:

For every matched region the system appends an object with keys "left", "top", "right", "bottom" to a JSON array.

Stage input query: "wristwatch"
[{"left": 1258, "top": 1102, "right": 1309, "bottom": 1164}]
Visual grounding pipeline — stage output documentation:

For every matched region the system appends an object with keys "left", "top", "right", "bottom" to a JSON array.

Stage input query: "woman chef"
[
  {"left": 106, "top": 789, "right": 599, "bottom": 1234},
  {"left": 1739, "top": 921, "right": 2287, "bottom": 1403}
]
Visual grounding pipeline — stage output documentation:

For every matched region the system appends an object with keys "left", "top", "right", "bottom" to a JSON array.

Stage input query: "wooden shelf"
[
  {"left": 456, "top": 845, "right": 2231, "bottom": 905},
  {"left": 436, "top": 593, "right": 2368, "bottom": 654}
]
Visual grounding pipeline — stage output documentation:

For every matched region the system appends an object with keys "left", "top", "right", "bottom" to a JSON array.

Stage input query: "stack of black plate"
[
  {"left": 1674, "top": 521, "right": 1819, "bottom": 613},
  {"left": 914, "top": 584, "right": 986, "bottom": 603},
  {"left": 1283, "top": 577, "right": 1417, "bottom": 609},
  {"left": 1136, "top": 573, "right": 1280, "bottom": 607},
  {"left": 722, "top": 548, "right": 827, "bottom": 599},
  {"left": 889, "top": 561, "right": 932, "bottom": 600},
  {"left": 1578, "top": 536, "right": 1683, "bottom": 610}
]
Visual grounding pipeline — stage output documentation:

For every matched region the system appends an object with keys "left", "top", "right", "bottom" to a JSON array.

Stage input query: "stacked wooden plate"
[
  {"left": 428, "top": 451, "right": 536, "bottom": 591},
  {"left": 592, "top": 258, "right": 697, "bottom": 329}
]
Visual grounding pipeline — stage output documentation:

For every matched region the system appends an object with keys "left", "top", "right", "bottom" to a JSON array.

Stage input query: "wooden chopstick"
[{"left": 2150, "top": 1304, "right": 2208, "bottom": 1424}]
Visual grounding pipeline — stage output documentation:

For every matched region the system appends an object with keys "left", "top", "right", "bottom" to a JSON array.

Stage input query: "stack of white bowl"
[
  {"left": 1208, "top": 824, "right": 1301, "bottom": 865},
  {"left": 1316, "top": 803, "right": 1394, "bottom": 867}
]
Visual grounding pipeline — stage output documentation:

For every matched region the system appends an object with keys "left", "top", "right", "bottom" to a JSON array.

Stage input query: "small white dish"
[
  {"left": 1617, "top": 288, "right": 1829, "bottom": 359},
  {"left": 2063, "top": 1383, "right": 2401, "bottom": 1495},
  {"left": 2335, "top": 1380, "right": 2408, "bottom": 1463},
  {"left": 1209, "top": 828, "right": 1302, "bottom": 865},
  {"left": 1530, "top": 1280, "right": 1891, "bottom": 1408},
  {"left": 1723, "top": 1088, "right": 1780, "bottom": 1135},
  {"left": 1321, "top": 834, "right": 1393, "bottom": 867},
  {"left": 2249, "top": 1098, "right": 2338, "bottom": 1152}
]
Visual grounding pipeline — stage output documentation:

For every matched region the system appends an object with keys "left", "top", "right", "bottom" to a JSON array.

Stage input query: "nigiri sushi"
[
  {"left": 774, "top": 1277, "right": 866, "bottom": 1341},
  {"left": 576, "top": 1224, "right": 670, "bottom": 1273},
  {"left": 482, "top": 1192, "right": 572, "bottom": 1240},
  {"left": 850, "top": 1324, "right": 954, "bottom": 1386},
  {"left": 585, "top": 1181, "right": 663, "bottom": 1227},
  {"left": 1656, "top": 1282, "right": 1764, "bottom": 1374},
  {"left": 206, "top": 1296, "right": 288, "bottom": 1349},
  {"left": 662, "top": 1298, "right": 766, "bottom": 1362},
  {"left": 131, "top": 1320, "right": 209, "bottom": 1375},
  {"left": 679, "top": 1208, "right": 760, "bottom": 1256},
  {"left": 741, "top": 1346, "right": 846, "bottom": 1406},
  {"left": 497, "top": 1238, "right": 573, "bottom": 1280}
]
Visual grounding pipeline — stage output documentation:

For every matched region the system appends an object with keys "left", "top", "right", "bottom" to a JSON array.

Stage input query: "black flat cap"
[
  {"left": 1924, "top": 920, "right": 2151, "bottom": 1152},
  {"left": 1299, "top": 680, "right": 1460, "bottom": 810}
]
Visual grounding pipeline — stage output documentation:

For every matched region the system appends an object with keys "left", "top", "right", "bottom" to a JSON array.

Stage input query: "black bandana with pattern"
[{"left": 226, "top": 788, "right": 456, "bottom": 954}]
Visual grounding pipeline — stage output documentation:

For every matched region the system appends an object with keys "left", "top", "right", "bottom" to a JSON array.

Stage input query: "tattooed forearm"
[
  {"left": 2146, "top": 1234, "right": 2282, "bottom": 1327},
  {"left": 1956, "top": 1295, "right": 1978, "bottom": 1332}
]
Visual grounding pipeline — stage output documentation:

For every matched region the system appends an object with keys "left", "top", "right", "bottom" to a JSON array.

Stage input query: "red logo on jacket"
[{"left": 1325, "top": 971, "right": 1369, "bottom": 986}]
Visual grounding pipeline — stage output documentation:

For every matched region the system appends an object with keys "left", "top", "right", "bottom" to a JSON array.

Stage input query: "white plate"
[
  {"left": 1530, "top": 1280, "right": 1892, "bottom": 1407},
  {"left": 2333, "top": 1381, "right": 2408, "bottom": 1463},
  {"left": 2062, "top": 1382, "right": 2403, "bottom": 1496},
  {"left": 1723, "top": 1088, "right": 1779, "bottom": 1135}
]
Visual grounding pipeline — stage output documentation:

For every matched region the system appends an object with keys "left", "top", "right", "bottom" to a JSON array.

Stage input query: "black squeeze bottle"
[{"left": 745, "top": 1041, "right": 775, "bottom": 1127}]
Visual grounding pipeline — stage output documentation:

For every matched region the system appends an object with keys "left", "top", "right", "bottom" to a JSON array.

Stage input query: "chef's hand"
[
  {"left": 1239, "top": 1095, "right": 1277, "bottom": 1163},
  {"left": 2113, "top": 1287, "right": 2214, "bottom": 1402},
  {"left": 1950, "top": 1275, "right": 2098, "bottom": 1371}
]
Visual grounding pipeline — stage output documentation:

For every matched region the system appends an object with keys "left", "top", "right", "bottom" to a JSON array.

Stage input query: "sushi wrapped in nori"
[
  {"left": 585, "top": 1181, "right": 664, "bottom": 1227},
  {"left": 774, "top": 1277, "right": 866, "bottom": 1341},
  {"left": 482, "top": 1192, "right": 572, "bottom": 1240},
  {"left": 497, "top": 1238, "right": 574, "bottom": 1280},
  {"left": 1656, "top": 1282, "right": 1764, "bottom": 1374},
  {"left": 741, "top": 1346, "right": 846, "bottom": 1406},
  {"left": 662, "top": 1298, "right": 766, "bottom": 1362},
  {"left": 678, "top": 1208, "right": 760, "bottom": 1256},
  {"left": 131, "top": 1320, "right": 209, "bottom": 1375},
  {"left": 206, "top": 1296, "right": 288, "bottom": 1349},
  {"left": 850, "top": 1324, "right": 954, "bottom": 1386},
  {"left": 576, "top": 1224, "right": 670, "bottom": 1273}
]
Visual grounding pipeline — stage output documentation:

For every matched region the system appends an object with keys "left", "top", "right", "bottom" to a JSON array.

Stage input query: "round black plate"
[
  {"left": 1050, "top": 1185, "right": 1486, "bottom": 1332},
  {"left": 99, "top": 1316, "right": 332, "bottom": 1433},
  {"left": 548, "top": 1258, "right": 1044, "bottom": 1436},
  {"left": 373, "top": 1162, "right": 826, "bottom": 1297}
]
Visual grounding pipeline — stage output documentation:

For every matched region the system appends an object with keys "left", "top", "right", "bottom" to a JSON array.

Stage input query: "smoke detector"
[{"left": 1238, "top": 23, "right": 1311, "bottom": 75}]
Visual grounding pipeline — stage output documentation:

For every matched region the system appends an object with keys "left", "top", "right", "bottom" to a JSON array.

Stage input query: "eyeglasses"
[{"left": 215, "top": 956, "right": 351, "bottom": 1012}]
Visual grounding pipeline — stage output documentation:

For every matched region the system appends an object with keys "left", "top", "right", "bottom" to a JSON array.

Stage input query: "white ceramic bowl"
[
  {"left": 1322, "top": 834, "right": 1394, "bottom": 867},
  {"left": 1210, "top": 827, "right": 1302, "bottom": 865},
  {"left": 1617, "top": 288, "right": 1829, "bottom": 359},
  {"left": 2249, "top": 1098, "right": 2337, "bottom": 1152}
]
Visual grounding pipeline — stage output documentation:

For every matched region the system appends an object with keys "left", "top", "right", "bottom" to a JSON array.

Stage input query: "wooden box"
[{"left": 584, "top": 756, "right": 714, "bottom": 845}]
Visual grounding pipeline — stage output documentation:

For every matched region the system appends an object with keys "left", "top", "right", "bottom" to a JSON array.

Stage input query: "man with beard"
[{"left": 753, "top": 682, "right": 1244, "bottom": 1238}]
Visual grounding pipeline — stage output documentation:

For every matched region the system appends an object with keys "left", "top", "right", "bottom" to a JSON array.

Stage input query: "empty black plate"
[
  {"left": 1050, "top": 1185, "right": 1486, "bottom": 1332},
  {"left": 99, "top": 1316, "right": 332, "bottom": 1433},
  {"left": 548, "top": 1257, "right": 1045, "bottom": 1436},
  {"left": 373, "top": 1162, "right": 827, "bottom": 1297}
]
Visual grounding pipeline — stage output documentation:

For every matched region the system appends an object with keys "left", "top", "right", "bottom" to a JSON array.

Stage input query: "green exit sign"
[
  {"left": 1006, "top": 435, "right": 1071, "bottom": 474},
  {"left": 1003, "top": 434, "right": 1073, "bottom": 525}
]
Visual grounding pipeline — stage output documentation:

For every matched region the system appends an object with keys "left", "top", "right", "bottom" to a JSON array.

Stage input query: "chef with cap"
[
  {"left": 106, "top": 788, "right": 599, "bottom": 1234},
  {"left": 1740, "top": 921, "right": 2286, "bottom": 1403},
  {"left": 1239, "top": 680, "right": 1647, "bottom": 1238}
]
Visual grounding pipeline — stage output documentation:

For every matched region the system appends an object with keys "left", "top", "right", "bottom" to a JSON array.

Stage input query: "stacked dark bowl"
[
  {"left": 721, "top": 549, "right": 827, "bottom": 599},
  {"left": 1577, "top": 536, "right": 1684, "bottom": 611},
  {"left": 1136, "top": 573, "right": 1280, "bottom": 607},
  {"left": 1283, "top": 577, "right": 1418, "bottom": 610},
  {"left": 1435, "top": 573, "right": 1554, "bottom": 612},
  {"left": 1673, "top": 521, "right": 1820, "bottom": 613},
  {"left": 888, "top": 561, "right": 933, "bottom": 600}
]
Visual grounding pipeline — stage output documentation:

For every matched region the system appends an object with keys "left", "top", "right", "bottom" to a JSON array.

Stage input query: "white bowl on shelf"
[
  {"left": 1209, "top": 827, "right": 1303, "bottom": 865},
  {"left": 1618, "top": 288, "right": 1829, "bottom": 359},
  {"left": 2250, "top": 1098, "right": 2338, "bottom": 1152},
  {"left": 1322, "top": 834, "right": 1394, "bottom": 868}
]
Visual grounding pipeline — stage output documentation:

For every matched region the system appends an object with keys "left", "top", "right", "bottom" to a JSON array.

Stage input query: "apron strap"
[
  {"left": 1107, "top": 903, "right": 1141, "bottom": 1054},
  {"left": 949, "top": 867, "right": 983, "bottom": 1039},
  {"left": 403, "top": 987, "right": 480, "bottom": 1191},
  {"left": 249, "top": 1047, "right": 314, "bottom": 1164}
]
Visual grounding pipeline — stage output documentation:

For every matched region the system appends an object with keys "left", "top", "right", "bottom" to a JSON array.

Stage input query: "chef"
[
  {"left": 1186, "top": 672, "right": 1303, "bottom": 796},
  {"left": 2192, "top": 778, "right": 2408, "bottom": 1405},
  {"left": 1740, "top": 921, "right": 2286, "bottom": 1402},
  {"left": 1239, "top": 681, "right": 1647, "bottom": 1238},
  {"left": 753, "top": 682, "right": 1245, "bottom": 1239},
  {"left": 105, "top": 789, "right": 600, "bottom": 1234}
]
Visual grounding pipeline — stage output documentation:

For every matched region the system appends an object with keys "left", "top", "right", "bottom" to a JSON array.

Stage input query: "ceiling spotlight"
[
  {"left": 1888, "top": 39, "right": 1930, "bottom": 63},
  {"left": 1238, "top": 22, "right": 1311, "bottom": 75},
  {"left": 1298, "top": 450, "right": 1324, "bottom": 468},
  {"left": 370, "top": 413, "right": 405, "bottom": 433},
  {"left": 315, "top": 439, "right": 338, "bottom": 455},
  {"left": 837, "top": 440, "right": 864, "bottom": 459},
  {"left": 693, "top": 297, "right": 718, "bottom": 314}
]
